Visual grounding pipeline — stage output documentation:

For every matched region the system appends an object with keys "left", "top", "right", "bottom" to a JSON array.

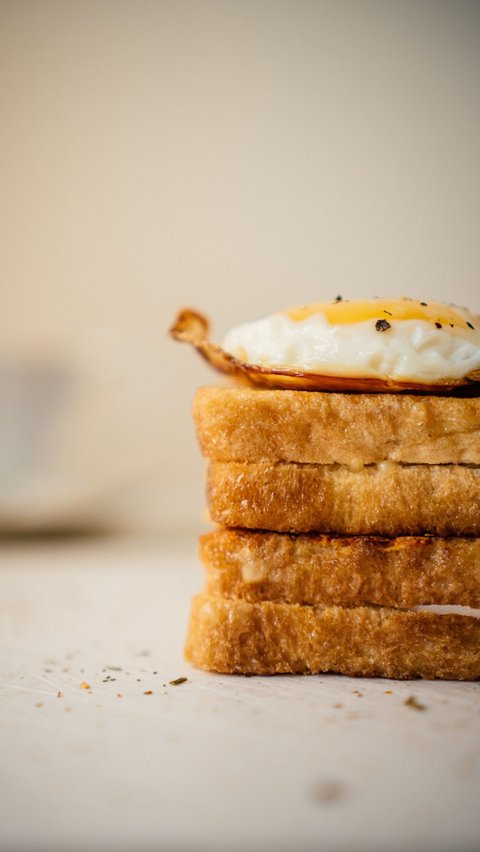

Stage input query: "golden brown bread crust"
[
  {"left": 194, "top": 387, "right": 480, "bottom": 464},
  {"left": 200, "top": 529, "right": 480, "bottom": 608},
  {"left": 189, "top": 385, "right": 480, "bottom": 679},
  {"left": 207, "top": 461, "right": 480, "bottom": 536},
  {"left": 185, "top": 593, "right": 480, "bottom": 679}
]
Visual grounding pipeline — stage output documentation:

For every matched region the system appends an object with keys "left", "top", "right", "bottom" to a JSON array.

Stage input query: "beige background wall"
[{"left": 1, "top": 0, "right": 480, "bottom": 536}]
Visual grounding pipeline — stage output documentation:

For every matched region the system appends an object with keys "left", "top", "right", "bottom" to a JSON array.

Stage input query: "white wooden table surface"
[{"left": 1, "top": 537, "right": 479, "bottom": 852}]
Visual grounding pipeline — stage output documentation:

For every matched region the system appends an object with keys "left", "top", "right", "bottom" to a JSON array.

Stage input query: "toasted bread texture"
[
  {"left": 194, "top": 387, "right": 480, "bottom": 464},
  {"left": 200, "top": 529, "right": 480, "bottom": 608},
  {"left": 207, "top": 461, "right": 480, "bottom": 536},
  {"left": 185, "top": 594, "right": 480, "bottom": 679}
]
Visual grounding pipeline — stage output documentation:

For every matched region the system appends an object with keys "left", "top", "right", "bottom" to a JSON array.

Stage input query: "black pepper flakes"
[
  {"left": 375, "top": 319, "right": 391, "bottom": 332},
  {"left": 383, "top": 310, "right": 392, "bottom": 316},
  {"left": 435, "top": 322, "right": 442, "bottom": 329},
  {"left": 420, "top": 301, "right": 428, "bottom": 306},
  {"left": 169, "top": 677, "right": 188, "bottom": 686},
  {"left": 405, "top": 695, "right": 427, "bottom": 712},
  {"left": 335, "top": 295, "right": 343, "bottom": 302},
  {"left": 467, "top": 321, "right": 475, "bottom": 330}
]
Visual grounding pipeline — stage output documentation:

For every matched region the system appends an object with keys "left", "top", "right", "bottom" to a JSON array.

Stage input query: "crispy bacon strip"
[{"left": 169, "top": 308, "right": 480, "bottom": 395}]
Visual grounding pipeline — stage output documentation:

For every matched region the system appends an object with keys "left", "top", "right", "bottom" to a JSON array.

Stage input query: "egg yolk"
[{"left": 284, "top": 298, "right": 469, "bottom": 328}]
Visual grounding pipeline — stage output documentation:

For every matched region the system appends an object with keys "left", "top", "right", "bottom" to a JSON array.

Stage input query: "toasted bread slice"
[
  {"left": 208, "top": 461, "right": 480, "bottom": 536},
  {"left": 200, "top": 529, "right": 480, "bottom": 608},
  {"left": 194, "top": 387, "right": 480, "bottom": 464},
  {"left": 185, "top": 594, "right": 480, "bottom": 679}
]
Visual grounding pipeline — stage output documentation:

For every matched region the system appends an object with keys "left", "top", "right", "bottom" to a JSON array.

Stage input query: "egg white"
[{"left": 222, "top": 310, "right": 480, "bottom": 383}]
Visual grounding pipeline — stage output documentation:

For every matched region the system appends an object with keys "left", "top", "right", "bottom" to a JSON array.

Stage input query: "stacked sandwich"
[{"left": 172, "top": 298, "right": 480, "bottom": 679}]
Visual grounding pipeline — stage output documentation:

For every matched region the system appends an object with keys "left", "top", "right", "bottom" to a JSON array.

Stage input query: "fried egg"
[{"left": 222, "top": 298, "right": 480, "bottom": 384}]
